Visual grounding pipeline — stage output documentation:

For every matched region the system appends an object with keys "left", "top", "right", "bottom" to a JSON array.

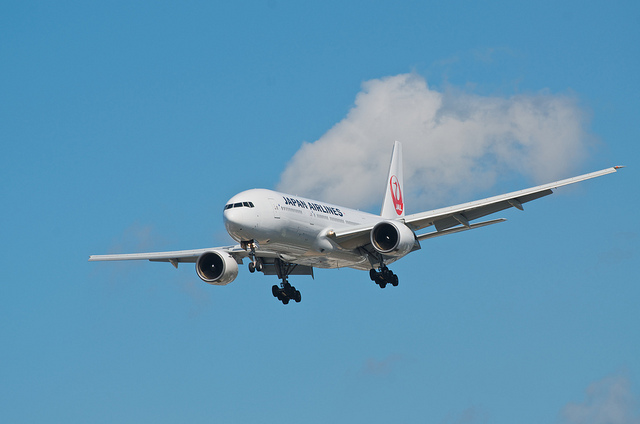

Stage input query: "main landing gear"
[
  {"left": 241, "top": 241, "right": 301, "bottom": 305},
  {"left": 272, "top": 259, "right": 302, "bottom": 305},
  {"left": 272, "top": 281, "right": 301, "bottom": 305},
  {"left": 370, "top": 265, "right": 399, "bottom": 289}
]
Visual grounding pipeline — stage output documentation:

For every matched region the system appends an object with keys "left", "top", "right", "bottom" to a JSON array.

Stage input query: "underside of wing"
[
  {"left": 416, "top": 218, "right": 507, "bottom": 240},
  {"left": 328, "top": 224, "right": 376, "bottom": 250}
]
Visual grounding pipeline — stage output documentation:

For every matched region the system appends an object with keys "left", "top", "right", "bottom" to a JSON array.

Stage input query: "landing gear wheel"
[
  {"left": 274, "top": 280, "right": 300, "bottom": 305},
  {"left": 370, "top": 264, "right": 398, "bottom": 289},
  {"left": 248, "top": 262, "right": 256, "bottom": 273},
  {"left": 382, "top": 267, "right": 391, "bottom": 279},
  {"left": 256, "top": 262, "right": 263, "bottom": 272}
]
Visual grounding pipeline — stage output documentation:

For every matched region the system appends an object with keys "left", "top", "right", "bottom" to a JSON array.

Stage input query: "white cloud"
[
  {"left": 561, "top": 375, "right": 640, "bottom": 424},
  {"left": 277, "top": 73, "right": 592, "bottom": 211}
]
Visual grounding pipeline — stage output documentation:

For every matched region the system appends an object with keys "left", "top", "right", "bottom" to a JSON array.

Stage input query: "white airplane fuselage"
[{"left": 223, "top": 189, "right": 395, "bottom": 270}]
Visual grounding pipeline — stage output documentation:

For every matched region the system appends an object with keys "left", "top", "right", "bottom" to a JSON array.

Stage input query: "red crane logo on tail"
[{"left": 390, "top": 175, "right": 403, "bottom": 215}]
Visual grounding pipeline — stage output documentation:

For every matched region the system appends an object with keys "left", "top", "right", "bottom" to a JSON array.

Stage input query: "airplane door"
[{"left": 268, "top": 198, "right": 280, "bottom": 218}]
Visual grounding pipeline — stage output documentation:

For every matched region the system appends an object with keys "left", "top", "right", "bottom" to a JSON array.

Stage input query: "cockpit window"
[{"left": 224, "top": 201, "right": 255, "bottom": 210}]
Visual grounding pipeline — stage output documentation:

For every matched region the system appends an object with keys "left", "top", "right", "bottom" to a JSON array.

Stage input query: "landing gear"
[
  {"left": 248, "top": 260, "right": 263, "bottom": 273},
  {"left": 241, "top": 242, "right": 304, "bottom": 304},
  {"left": 242, "top": 240, "right": 263, "bottom": 273},
  {"left": 370, "top": 265, "right": 399, "bottom": 288},
  {"left": 272, "top": 282, "right": 301, "bottom": 304},
  {"left": 364, "top": 251, "right": 399, "bottom": 289},
  {"left": 271, "top": 259, "right": 302, "bottom": 305}
]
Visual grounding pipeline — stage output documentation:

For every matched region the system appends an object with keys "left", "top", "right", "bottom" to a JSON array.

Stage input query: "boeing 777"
[{"left": 89, "top": 141, "right": 621, "bottom": 304}]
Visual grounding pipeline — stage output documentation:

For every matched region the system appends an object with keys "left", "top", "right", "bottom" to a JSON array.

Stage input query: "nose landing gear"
[
  {"left": 248, "top": 260, "right": 263, "bottom": 273},
  {"left": 242, "top": 240, "right": 263, "bottom": 273}
]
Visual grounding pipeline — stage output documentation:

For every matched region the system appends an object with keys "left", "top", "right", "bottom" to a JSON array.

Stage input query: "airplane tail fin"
[{"left": 380, "top": 141, "right": 405, "bottom": 219}]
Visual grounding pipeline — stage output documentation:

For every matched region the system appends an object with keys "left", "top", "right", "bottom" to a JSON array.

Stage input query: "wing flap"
[
  {"left": 432, "top": 189, "right": 553, "bottom": 231},
  {"left": 418, "top": 218, "right": 506, "bottom": 241}
]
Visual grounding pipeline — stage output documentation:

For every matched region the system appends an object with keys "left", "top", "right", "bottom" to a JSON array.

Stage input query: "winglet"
[
  {"left": 380, "top": 141, "right": 405, "bottom": 219},
  {"left": 614, "top": 165, "right": 625, "bottom": 170}
]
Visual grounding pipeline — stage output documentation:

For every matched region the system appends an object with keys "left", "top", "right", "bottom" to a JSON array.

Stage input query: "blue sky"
[{"left": 1, "top": 1, "right": 638, "bottom": 423}]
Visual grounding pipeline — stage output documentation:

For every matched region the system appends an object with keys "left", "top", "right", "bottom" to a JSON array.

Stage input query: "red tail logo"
[{"left": 389, "top": 175, "right": 403, "bottom": 215}]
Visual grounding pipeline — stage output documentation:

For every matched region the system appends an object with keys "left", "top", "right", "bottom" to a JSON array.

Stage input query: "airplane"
[{"left": 89, "top": 141, "right": 622, "bottom": 304}]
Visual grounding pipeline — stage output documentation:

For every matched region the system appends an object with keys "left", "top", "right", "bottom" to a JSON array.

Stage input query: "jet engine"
[
  {"left": 196, "top": 251, "right": 239, "bottom": 285},
  {"left": 370, "top": 221, "right": 416, "bottom": 257}
]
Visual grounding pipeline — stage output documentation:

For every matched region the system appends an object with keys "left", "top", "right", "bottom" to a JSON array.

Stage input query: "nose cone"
[
  {"left": 223, "top": 207, "right": 243, "bottom": 236},
  {"left": 223, "top": 192, "right": 259, "bottom": 242}
]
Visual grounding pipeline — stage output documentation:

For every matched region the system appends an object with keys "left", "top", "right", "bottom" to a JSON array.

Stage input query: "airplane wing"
[
  {"left": 89, "top": 245, "right": 283, "bottom": 267},
  {"left": 404, "top": 166, "right": 621, "bottom": 235},
  {"left": 89, "top": 246, "right": 246, "bottom": 267},
  {"left": 331, "top": 166, "right": 621, "bottom": 247},
  {"left": 88, "top": 245, "right": 314, "bottom": 276}
]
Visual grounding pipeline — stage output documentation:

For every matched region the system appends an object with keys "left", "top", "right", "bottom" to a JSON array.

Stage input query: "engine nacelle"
[
  {"left": 196, "top": 251, "right": 239, "bottom": 286},
  {"left": 370, "top": 221, "right": 416, "bottom": 257}
]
